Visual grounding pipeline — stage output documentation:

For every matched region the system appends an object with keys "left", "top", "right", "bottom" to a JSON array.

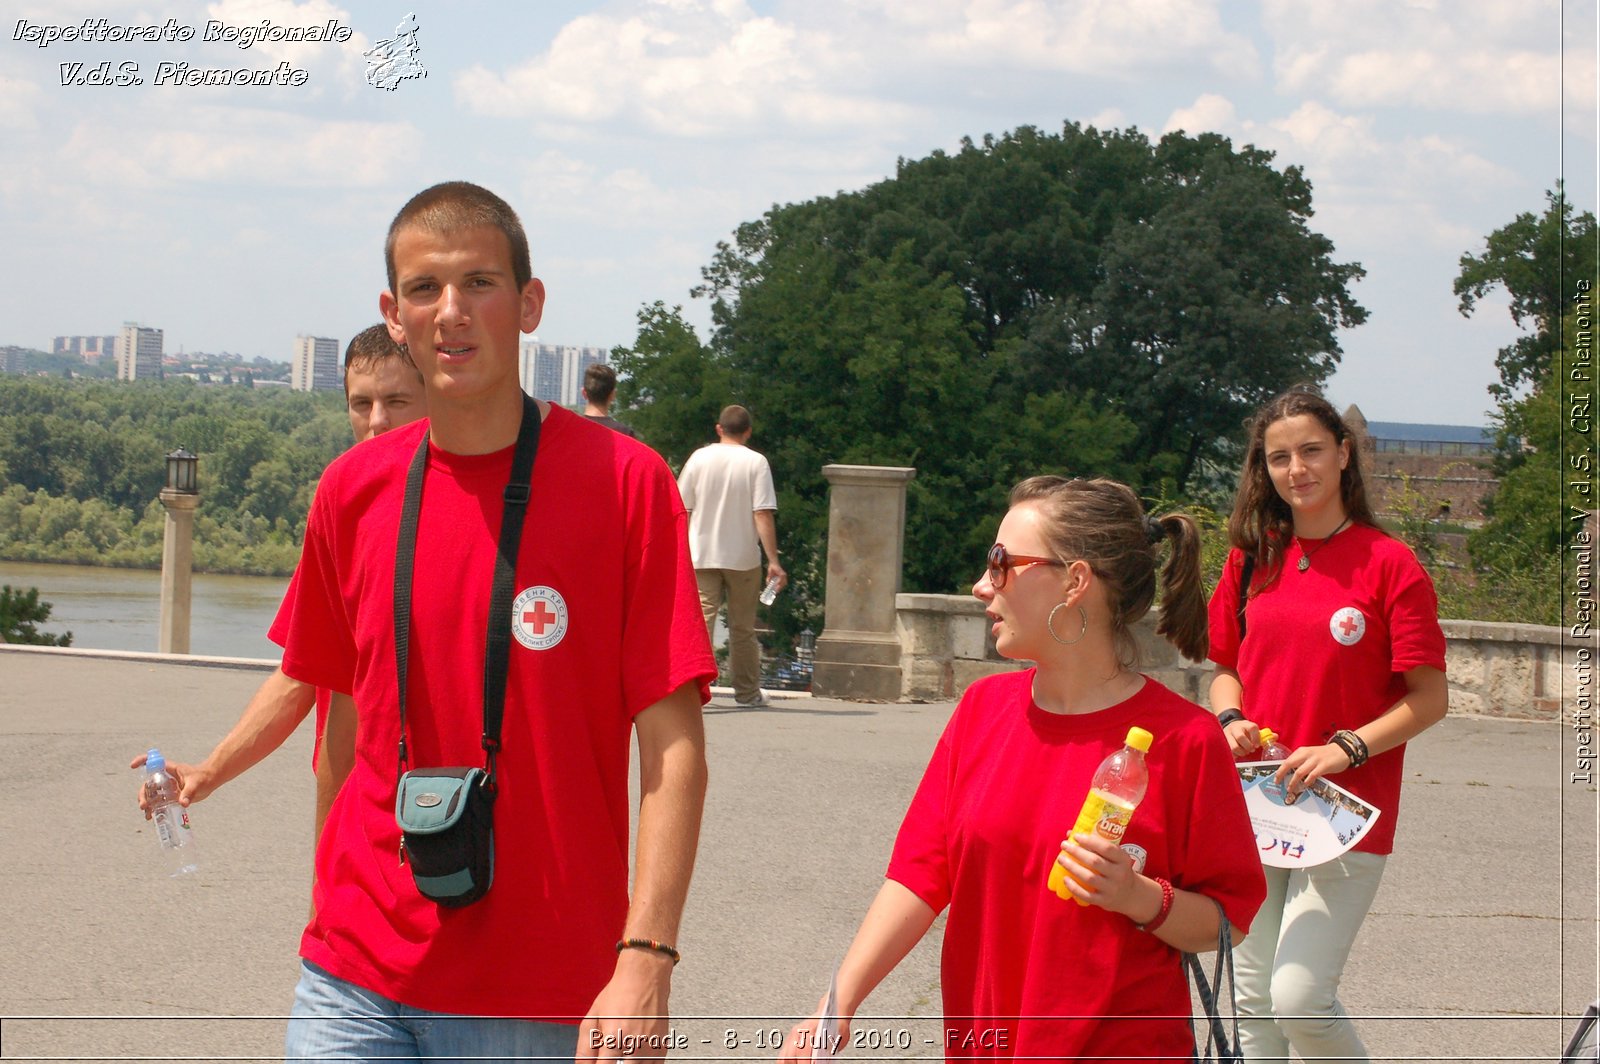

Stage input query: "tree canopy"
[
  {"left": 1455, "top": 185, "right": 1598, "bottom": 397},
  {"left": 0, "top": 376, "right": 349, "bottom": 574},
  {"left": 613, "top": 122, "right": 1366, "bottom": 628},
  {"left": 1446, "top": 189, "right": 1597, "bottom": 627}
]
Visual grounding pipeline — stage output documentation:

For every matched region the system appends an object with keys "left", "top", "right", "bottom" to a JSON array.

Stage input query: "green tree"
[
  {"left": 1455, "top": 185, "right": 1599, "bottom": 396},
  {"left": 0, "top": 585, "right": 72, "bottom": 646},
  {"left": 0, "top": 376, "right": 349, "bottom": 575},
  {"left": 627, "top": 121, "right": 1363, "bottom": 624},
  {"left": 612, "top": 302, "right": 732, "bottom": 465},
  {"left": 1469, "top": 307, "right": 1589, "bottom": 577}
]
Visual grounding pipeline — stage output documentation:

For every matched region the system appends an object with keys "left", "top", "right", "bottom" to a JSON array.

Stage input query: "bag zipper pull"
[{"left": 398, "top": 837, "right": 407, "bottom": 866}]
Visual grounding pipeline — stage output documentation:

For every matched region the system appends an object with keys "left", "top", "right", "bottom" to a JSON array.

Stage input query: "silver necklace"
[{"left": 1296, "top": 516, "right": 1351, "bottom": 572}]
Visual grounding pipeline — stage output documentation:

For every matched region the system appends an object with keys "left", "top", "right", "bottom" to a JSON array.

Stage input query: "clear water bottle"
[
  {"left": 142, "top": 748, "right": 199, "bottom": 877},
  {"left": 1255, "top": 727, "right": 1291, "bottom": 762},
  {"left": 759, "top": 576, "right": 781, "bottom": 606}
]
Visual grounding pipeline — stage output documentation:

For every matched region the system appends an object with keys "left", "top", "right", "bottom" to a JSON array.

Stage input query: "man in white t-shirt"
[{"left": 677, "top": 405, "right": 786, "bottom": 707}]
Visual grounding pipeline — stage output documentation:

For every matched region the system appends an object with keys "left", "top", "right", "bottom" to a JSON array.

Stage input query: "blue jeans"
[{"left": 285, "top": 960, "right": 580, "bottom": 1062}]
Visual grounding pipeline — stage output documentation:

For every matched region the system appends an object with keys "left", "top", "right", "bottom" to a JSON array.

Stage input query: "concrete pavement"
[{"left": 0, "top": 644, "right": 1594, "bottom": 1062}]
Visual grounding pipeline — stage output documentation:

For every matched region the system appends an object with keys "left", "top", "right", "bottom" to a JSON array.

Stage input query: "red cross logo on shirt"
[
  {"left": 1329, "top": 606, "right": 1365, "bottom": 646},
  {"left": 512, "top": 585, "right": 569, "bottom": 650},
  {"left": 523, "top": 601, "right": 558, "bottom": 635}
]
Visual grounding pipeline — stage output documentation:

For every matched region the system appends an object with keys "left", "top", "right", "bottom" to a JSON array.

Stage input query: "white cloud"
[
  {"left": 1163, "top": 93, "right": 1237, "bottom": 136},
  {"left": 1268, "top": 100, "right": 1379, "bottom": 162},
  {"left": 1156, "top": 95, "right": 1519, "bottom": 253},
  {"left": 55, "top": 108, "right": 412, "bottom": 188},
  {"left": 1086, "top": 107, "right": 1126, "bottom": 131},
  {"left": 457, "top": 0, "right": 1257, "bottom": 140},
  {"left": 0, "top": 75, "right": 44, "bottom": 129},
  {"left": 517, "top": 149, "right": 709, "bottom": 232},
  {"left": 1262, "top": 0, "right": 1572, "bottom": 117},
  {"left": 902, "top": 0, "right": 1259, "bottom": 75}
]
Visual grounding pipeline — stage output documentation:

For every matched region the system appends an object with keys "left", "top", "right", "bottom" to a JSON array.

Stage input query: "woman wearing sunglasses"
[
  {"left": 1207, "top": 389, "right": 1447, "bottom": 1062},
  {"left": 781, "top": 476, "right": 1265, "bottom": 1061}
]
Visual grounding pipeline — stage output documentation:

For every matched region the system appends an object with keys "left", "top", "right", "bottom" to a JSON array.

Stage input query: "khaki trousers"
[{"left": 695, "top": 567, "right": 762, "bottom": 701}]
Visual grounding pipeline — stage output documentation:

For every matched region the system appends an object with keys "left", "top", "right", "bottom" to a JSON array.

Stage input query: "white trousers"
[{"left": 1234, "top": 851, "right": 1388, "bottom": 1062}]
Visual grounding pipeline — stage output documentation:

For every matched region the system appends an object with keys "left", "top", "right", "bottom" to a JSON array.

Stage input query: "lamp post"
[{"left": 158, "top": 448, "right": 199, "bottom": 655}]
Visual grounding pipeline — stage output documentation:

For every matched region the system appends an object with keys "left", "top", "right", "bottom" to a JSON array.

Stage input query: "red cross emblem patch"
[
  {"left": 511, "top": 585, "right": 568, "bottom": 651},
  {"left": 1329, "top": 606, "right": 1366, "bottom": 647}
]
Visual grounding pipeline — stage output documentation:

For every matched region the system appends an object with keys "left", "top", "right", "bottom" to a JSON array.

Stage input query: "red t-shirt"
[
  {"left": 267, "top": 567, "right": 333, "bottom": 773},
  {"left": 887, "top": 670, "right": 1265, "bottom": 1061},
  {"left": 1207, "top": 523, "right": 1447, "bottom": 855},
  {"left": 273, "top": 405, "right": 715, "bottom": 1019}
]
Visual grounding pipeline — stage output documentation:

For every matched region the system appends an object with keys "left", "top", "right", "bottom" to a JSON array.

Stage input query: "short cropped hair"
[
  {"left": 343, "top": 324, "right": 420, "bottom": 395},
  {"left": 584, "top": 363, "right": 618, "bottom": 405},
  {"left": 718, "top": 404, "right": 752, "bottom": 436},
  {"left": 384, "top": 181, "right": 533, "bottom": 296}
]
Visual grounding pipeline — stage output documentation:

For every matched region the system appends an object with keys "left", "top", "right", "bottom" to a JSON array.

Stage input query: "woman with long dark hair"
[
  {"left": 1208, "top": 389, "right": 1448, "bottom": 1061},
  {"left": 781, "top": 476, "right": 1264, "bottom": 1061}
]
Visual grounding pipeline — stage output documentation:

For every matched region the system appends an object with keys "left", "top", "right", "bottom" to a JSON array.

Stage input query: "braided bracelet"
[
  {"left": 1330, "top": 729, "right": 1369, "bottom": 769},
  {"left": 616, "top": 937, "right": 681, "bottom": 965},
  {"left": 1135, "top": 876, "right": 1175, "bottom": 933}
]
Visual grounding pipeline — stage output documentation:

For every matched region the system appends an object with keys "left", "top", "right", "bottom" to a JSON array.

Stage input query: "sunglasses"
[{"left": 986, "top": 543, "right": 1065, "bottom": 590}]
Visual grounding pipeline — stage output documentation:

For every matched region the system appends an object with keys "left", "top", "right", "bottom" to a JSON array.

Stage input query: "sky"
[{"left": 1, "top": 0, "right": 1595, "bottom": 426}]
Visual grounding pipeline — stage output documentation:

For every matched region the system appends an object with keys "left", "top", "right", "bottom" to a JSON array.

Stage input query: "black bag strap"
[
  {"left": 1185, "top": 897, "right": 1241, "bottom": 1064},
  {"left": 1236, "top": 553, "right": 1255, "bottom": 642},
  {"left": 394, "top": 393, "right": 542, "bottom": 786}
]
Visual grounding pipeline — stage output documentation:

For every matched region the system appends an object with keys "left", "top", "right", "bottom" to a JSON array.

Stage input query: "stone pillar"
[
  {"left": 158, "top": 490, "right": 199, "bottom": 655},
  {"left": 813, "top": 464, "right": 915, "bottom": 700}
]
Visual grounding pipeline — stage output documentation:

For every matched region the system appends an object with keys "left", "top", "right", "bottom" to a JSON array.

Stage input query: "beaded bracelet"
[
  {"left": 616, "top": 937, "right": 681, "bottom": 965},
  {"left": 1215, "top": 709, "right": 1245, "bottom": 729},
  {"left": 1135, "top": 876, "right": 1175, "bottom": 933}
]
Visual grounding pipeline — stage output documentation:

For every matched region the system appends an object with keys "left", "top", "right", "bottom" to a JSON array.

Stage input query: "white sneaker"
[{"left": 734, "top": 691, "right": 770, "bottom": 708}]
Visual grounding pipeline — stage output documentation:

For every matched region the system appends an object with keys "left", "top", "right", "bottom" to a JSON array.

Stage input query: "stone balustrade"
[{"left": 895, "top": 593, "right": 1578, "bottom": 722}]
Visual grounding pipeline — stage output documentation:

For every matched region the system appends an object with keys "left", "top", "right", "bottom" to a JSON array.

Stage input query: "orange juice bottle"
[{"left": 1049, "top": 727, "right": 1152, "bottom": 903}]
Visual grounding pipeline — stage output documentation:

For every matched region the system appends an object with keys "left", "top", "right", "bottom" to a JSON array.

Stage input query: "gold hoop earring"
[{"left": 1048, "top": 603, "right": 1087, "bottom": 646}]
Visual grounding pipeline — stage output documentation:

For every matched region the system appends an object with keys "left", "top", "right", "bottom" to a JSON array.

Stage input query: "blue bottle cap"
[{"left": 146, "top": 748, "right": 165, "bottom": 773}]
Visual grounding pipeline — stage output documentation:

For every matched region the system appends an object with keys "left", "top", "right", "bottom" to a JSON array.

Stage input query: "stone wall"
[{"left": 895, "top": 593, "right": 1577, "bottom": 722}]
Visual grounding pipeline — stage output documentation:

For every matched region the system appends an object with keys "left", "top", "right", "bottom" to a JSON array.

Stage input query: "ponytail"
[{"left": 1151, "top": 512, "right": 1208, "bottom": 662}]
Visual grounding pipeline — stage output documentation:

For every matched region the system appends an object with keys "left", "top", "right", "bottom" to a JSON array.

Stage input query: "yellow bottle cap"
[
  {"left": 1125, "top": 726, "right": 1153, "bottom": 752},
  {"left": 1259, "top": 727, "right": 1277, "bottom": 745}
]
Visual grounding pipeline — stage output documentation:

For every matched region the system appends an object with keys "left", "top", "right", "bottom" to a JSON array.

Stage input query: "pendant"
[{"left": 1297, "top": 556, "right": 1310, "bottom": 572}]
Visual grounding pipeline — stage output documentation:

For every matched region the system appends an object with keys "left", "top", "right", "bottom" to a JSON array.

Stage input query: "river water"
[{"left": 0, "top": 560, "right": 288, "bottom": 660}]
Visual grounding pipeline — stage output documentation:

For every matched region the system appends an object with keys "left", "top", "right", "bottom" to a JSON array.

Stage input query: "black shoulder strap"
[
  {"left": 1236, "top": 553, "right": 1254, "bottom": 642},
  {"left": 480, "top": 393, "right": 541, "bottom": 778},
  {"left": 394, "top": 432, "right": 429, "bottom": 772},
  {"left": 394, "top": 393, "right": 542, "bottom": 783}
]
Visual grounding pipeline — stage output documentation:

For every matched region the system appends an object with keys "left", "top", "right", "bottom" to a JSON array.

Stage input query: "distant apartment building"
[
  {"left": 518, "top": 342, "right": 607, "bottom": 407},
  {"left": 1, "top": 346, "right": 30, "bottom": 373},
  {"left": 115, "top": 323, "right": 164, "bottom": 381},
  {"left": 291, "top": 335, "right": 342, "bottom": 392},
  {"left": 53, "top": 335, "right": 117, "bottom": 361}
]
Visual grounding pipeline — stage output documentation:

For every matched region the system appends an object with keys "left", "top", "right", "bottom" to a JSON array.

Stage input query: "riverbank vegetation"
[{"left": 0, "top": 377, "right": 347, "bottom": 576}]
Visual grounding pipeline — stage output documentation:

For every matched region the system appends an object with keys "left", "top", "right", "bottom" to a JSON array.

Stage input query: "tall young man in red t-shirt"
[{"left": 277, "top": 182, "right": 715, "bottom": 1061}]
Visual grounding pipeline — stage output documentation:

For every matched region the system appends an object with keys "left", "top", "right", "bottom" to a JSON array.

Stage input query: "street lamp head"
[{"left": 165, "top": 448, "right": 199, "bottom": 494}]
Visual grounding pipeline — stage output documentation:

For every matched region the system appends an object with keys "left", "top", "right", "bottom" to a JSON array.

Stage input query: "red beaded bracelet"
[
  {"left": 616, "top": 937, "right": 681, "bottom": 965},
  {"left": 1135, "top": 877, "right": 1174, "bottom": 933}
]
